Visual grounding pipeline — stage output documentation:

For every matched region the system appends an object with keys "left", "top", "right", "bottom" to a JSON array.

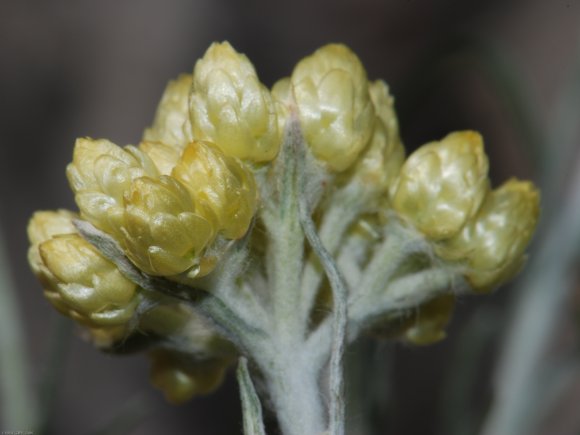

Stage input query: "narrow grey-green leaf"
[{"left": 237, "top": 357, "right": 267, "bottom": 435}]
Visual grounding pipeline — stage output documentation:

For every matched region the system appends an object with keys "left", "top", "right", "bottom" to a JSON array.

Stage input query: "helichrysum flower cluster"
[{"left": 27, "top": 41, "right": 539, "bottom": 431}]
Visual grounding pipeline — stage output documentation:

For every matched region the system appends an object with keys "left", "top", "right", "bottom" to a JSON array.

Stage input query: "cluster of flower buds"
[
  {"left": 66, "top": 137, "right": 256, "bottom": 278},
  {"left": 390, "top": 131, "right": 540, "bottom": 292},
  {"left": 268, "top": 45, "right": 538, "bottom": 344},
  {"left": 27, "top": 41, "right": 540, "bottom": 410},
  {"left": 27, "top": 42, "right": 275, "bottom": 398}
]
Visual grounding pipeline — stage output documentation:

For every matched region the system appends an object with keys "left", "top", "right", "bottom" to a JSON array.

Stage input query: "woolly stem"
[
  {"left": 261, "top": 118, "right": 305, "bottom": 347},
  {"left": 261, "top": 347, "right": 326, "bottom": 435},
  {"left": 300, "top": 191, "right": 348, "bottom": 435}
]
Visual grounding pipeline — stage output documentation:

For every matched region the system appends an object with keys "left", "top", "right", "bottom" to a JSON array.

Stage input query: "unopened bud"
[
  {"left": 190, "top": 42, "right": 279, "bottom": 162},
  {"left": 66, "top": 138, "right": 158, "bottom": 237},
  {"left": 172, "top": 141, "right": 257, "bottom": 240},
  {"left": 122, "top": 175, "right": 215, "bottom": 276},
  {"left": 391, "top": 131, "right": 489, "bottom": 240},
  {"left": 291, "top": 44, "right": 374, "bottom": 171}
]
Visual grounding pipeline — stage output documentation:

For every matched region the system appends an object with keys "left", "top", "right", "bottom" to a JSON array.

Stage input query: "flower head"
[
  {"left": 27, "top": 41, "right": 542, "bottom": 414},
  {"left": 290, "top": 44, "right": 375, "bottom": 171},
  {"left": 190, "top": 42, "right": 280, "bottom": 162},
  {"left": 122, "top": 175, "right": 215, "bottom": 276},
  {"left": 66, "top": 137, "right": 159, "bottom": 238},
  {"left": 391, "top": 131, "right": 490, "bottom": 240},
  {"left": 172, "top": 141, "right": 257, "bottom": 240},
  {"left": 27, "top": 210, "right": 140, "bottom": 346}
]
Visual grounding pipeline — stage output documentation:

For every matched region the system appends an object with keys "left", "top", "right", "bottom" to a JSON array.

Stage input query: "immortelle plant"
[{"left": 27, "top": 42, "right": 540, "bottom": 435}]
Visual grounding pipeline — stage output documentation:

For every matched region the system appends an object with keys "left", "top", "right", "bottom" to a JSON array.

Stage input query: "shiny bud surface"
[
  {"left": 391, "top": 131, "right": 490, "bottom": 240},
  {"left": 290, "top": 44, "right": 375, "bottom": 171},
  {"left": 122, "top": 175, "right": 215, "bottom": 276},
  {"left": 172, "top": 141, "right": 257, "bottom": 240},
  {"left": 190, "top": 41, "right": 279, "bottom": 162}
]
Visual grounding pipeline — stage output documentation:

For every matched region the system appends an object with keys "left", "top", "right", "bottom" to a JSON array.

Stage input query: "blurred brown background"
[{"left": 1, "top": 0, "right": 579, "bottom": 434}]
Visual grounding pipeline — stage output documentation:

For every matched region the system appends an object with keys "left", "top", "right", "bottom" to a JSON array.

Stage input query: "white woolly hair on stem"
[{"left": 294, "top": 122, "right": 348, "bottom": 435}]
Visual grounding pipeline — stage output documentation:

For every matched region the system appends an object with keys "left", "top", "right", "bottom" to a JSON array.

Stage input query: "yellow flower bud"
[
  {"left": 351, "top": 80, "right": 405, "bottom": 192},
  {"left": 149, "top": 350, "right": 230, "bottom": 404},
  {"left": 172, "top": 141, "right": 257, "bottom": 240},
  {"left": 29, "top": 225, "right": 139, "bottom": 333},
  {"left": 391, "top": 131, "right": 490, "bottom": 240},
  {"left": 67, "top": 138, "right": 158, "bottom": 237},
  {"left": 190, "top": 41, "right": 279, "bottom": 162},
  {"left": 122, "top": 175, "right": 215, "bottom": 276},
  {"left": 27, "top": 210, "right": 80, "bottom": 314},
  {"left": 290, "top": 44, "right": 375, "bottom": 171},
  {"left": 444, "top": 179, "right": 540, "bottom": 291},
  {"left": 143, "top": 74, "right": 194, "bottom": 149},
  {"left": 39, "top": 234, "right": 137, "bottom": 320},
  {"left": 403, "top": 294, "right": 455, "bottom": 345}
]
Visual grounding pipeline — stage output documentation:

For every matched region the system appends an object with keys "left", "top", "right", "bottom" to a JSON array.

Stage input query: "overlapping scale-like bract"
[
  {"left": 190, "top": 42, "right": 279, "bottom": 162},
  {"left": 290, "top": 44, "right": 375, "bottom": 171}
]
